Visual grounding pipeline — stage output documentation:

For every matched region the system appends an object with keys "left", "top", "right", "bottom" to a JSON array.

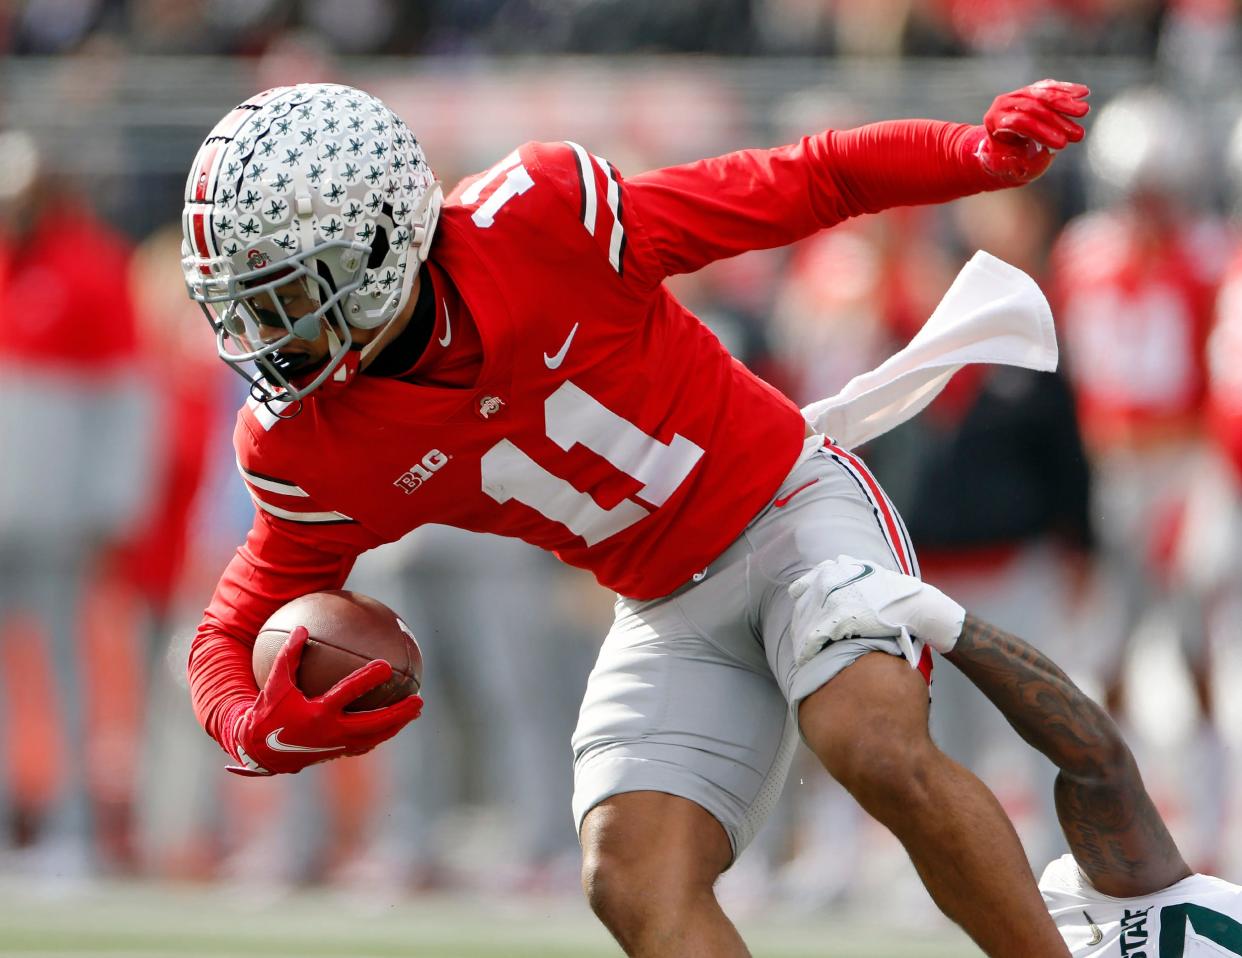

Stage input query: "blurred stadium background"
[{"left": 4, "top": 1, "right": 1242, "bottom": 955}]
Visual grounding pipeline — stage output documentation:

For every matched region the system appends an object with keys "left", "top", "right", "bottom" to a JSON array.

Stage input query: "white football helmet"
[
  {"left": 1225, "top": 111, "right": 1242, "bottom": 218},
  {"left": 1085, "top": 87, "right": 1206, "bottom": 208},
  {"left": 182, "top": 83, "right": 442, "bottom": 405}
]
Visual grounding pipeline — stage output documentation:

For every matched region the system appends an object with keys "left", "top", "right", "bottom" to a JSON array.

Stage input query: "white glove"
[{"left": 789, "top": 555, "right": 966, "bottom": 667}]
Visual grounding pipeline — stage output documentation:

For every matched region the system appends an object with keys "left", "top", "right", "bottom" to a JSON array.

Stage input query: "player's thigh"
[
  {"left": 743, "top": 450, "right": 940, "bottom": 798},
  {"left": 572, "top": 579, "right": 797, "bottom": 864},
  {"left": 748, "top": 445, "right": 928, "bottom": 712}
]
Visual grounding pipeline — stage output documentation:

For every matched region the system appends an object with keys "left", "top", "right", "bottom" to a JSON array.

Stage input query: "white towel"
[{"left": 800, "top": 250, "right": 1058, "bottom": 450}]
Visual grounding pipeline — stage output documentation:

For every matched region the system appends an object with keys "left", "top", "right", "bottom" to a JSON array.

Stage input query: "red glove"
[
  {"left": 226, "top": 626, "right": 424, "bottom": 776},
  {"left": 972, "top": 79, "right": 1090, "bottom": 185}
]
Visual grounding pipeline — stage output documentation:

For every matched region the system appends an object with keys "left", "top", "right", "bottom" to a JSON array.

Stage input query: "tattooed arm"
[
  {"left": 946, "top": 613, "right": 1190, "bottom": 897},
  {"left": 791, "top": 556, "right": 1192, "bottom": 895}
]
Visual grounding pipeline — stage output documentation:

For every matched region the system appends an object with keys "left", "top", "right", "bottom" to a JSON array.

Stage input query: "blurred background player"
[
  {"left": 338, "top": 531, "right": 599, "bottom": 894},
  {"left": 0, "top": 128, "right": 152, "bottom": 879},
  {"left": 1051, "top": 86, "right": 1230, "bottom": 870},
  {"left": 867, "top": 181, "right": 1096, "bottom": 871},
  {"left": 1200, "top": 115, "right": 1242, "bottom": 695},
  {"left": 119, "top": 222, "right": 253, "bottom": 879}
]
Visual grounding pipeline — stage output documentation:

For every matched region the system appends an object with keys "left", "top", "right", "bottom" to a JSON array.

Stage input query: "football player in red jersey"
[
  {"left": 182, "top": 80, "right": 1089, "bottom": 957},
  {"left": 1050, "top": 88, "right": 1228, "bottom": 871}
]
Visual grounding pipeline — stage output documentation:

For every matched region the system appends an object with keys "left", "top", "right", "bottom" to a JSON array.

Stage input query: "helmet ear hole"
[
  {"left": 366, "top": 225, "right": 390, "bottom": 269},
  {"left": 315, "top": 259, "right": 339, "bottom": 295}
]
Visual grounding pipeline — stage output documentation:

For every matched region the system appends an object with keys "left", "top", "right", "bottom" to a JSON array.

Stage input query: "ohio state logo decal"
[{"left": 477, "top": 395, "right": 505, "bottom": 419}]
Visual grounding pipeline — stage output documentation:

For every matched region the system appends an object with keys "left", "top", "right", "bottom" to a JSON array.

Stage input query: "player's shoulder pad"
[
  {"left": 234, "top": 397, "right": 356, "bottom": 527},
  {"left": 446, "top": 141, "right": 599, "bottom": 206},
  {"left": 236, "top": 393, "right": 300, "bottom": 456},
  {"left": 525, "top": 140, "right": 615, "bottom": 196},
  {"left": 234, "top": 395, "right": 300, "bottom": 493},
  {"left": 442, "top": 142, "right": 570, "bottom": 231},
  {"left": 529, "top": 140, "right": 631, "bottom": 277},
  {"left": 447, "top": 141, "right": 632, "bottom": 276}
]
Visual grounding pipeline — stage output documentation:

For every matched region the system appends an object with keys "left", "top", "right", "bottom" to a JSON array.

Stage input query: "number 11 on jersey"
[{"left": 480, "top": 380, "right": 705, "bottom": 546}]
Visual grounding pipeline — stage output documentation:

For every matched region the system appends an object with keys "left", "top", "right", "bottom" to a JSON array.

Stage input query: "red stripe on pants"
[{"left": 823, "top": 440, "right": 913, "bottom": 576}]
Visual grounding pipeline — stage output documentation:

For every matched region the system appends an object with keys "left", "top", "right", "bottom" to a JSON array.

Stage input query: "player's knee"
[
  {"left": 579, "top": 797, "right": 725, "bottom": 933},
  {"left": 581, "top": 838, "right": 701, "bottom": 933},
  {"left": 828, "top": 727, "right": 940, "bottom": 813},
  {"left": 581, "top": 841, "right": 646, "bottom": 927},
  {"left": 802, "top": 653, "right": 938, "bottom": 809}
]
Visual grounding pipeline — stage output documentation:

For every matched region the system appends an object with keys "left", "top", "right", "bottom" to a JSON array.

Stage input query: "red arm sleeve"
[
  {"left": 188, "top": 509, "right": 371, "bottom": 758},
  {"left": 623, "top": 119, "right": 992, "bottom": 281}
]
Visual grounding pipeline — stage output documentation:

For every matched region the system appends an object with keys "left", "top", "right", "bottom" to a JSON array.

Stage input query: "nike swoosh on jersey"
[
  {"left": 544, "top": 322, "right": 579, "bottom": 370},
  {"left": 774, "top": 478, "right": 820, "bottom": 508},
  {"left": 437, "top": 300, "right": 452, "bottom": 347},
  {"left": 1084, "top": 911, "right": 1103, "bottom": 946},
  {"left": 265, "top": 729, "right": 346, "bottom": 754}
]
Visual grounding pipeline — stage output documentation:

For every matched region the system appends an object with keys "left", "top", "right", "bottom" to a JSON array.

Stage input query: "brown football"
[{"left": 252, "top": 590, "right": 422, "bottom": 712}]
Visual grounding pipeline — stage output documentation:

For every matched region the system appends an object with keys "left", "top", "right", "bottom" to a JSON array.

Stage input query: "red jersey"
[
  {"left": 0, "top": 201, "right": 138, "bottom": 372},
  {"left": 1208, "top": 245, "right": 1242, "bottom": 480},
  {"left": 190, "top": 120, "right": 1004, "bottom": 754},
  {"left": 1050, "top": 209, "right": 1221, "bottom": 446}
]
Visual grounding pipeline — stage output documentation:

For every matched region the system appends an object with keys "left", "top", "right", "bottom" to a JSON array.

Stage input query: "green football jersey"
[{"left": 1041, "top": 854, "right": 1242, "bottom": 958}]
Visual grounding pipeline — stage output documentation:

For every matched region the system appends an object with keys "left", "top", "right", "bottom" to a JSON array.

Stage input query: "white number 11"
[{"left": 480, "top": 381, "right": 705, "bottom": 546}]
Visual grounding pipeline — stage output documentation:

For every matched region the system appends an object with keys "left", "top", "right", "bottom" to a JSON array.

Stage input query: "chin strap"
[
  {"left": 320, "top": 324, "right": 362, "bottom": 390},
  {"left": 331, "top": 350, "right": 363, "bottom": 386},
  {"left": 358, "top": 330, "right": 391, "bottom": 369}
]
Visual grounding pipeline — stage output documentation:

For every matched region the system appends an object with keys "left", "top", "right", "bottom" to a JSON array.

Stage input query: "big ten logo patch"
[{"left": 394, "top": 449, "right": 450, "bottom": 493}]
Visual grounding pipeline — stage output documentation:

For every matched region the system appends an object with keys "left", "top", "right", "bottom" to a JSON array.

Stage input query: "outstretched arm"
[
  {"left": 789, "top": 557, "right": 1190, "bottom": 897},
  {"left": 946, "top": 614, "right": 1190, "bottom": 897},
  {"left": 615, "top": 81, "right": 1089, "bottom": 281}
]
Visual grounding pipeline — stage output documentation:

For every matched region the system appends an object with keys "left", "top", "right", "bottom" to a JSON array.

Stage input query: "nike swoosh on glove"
[
  {"left": 788, "top": 556, "right": 966, "bottom": 667},
  {"left": 227, "top": 625, "right": 424, "bottom": 776},
  {"left": 971, "top": 79, "right": 1090, "bottom": 186}
]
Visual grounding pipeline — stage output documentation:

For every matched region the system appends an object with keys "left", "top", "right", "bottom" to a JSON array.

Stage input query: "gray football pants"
[{"left": 572, "top": 441, "right": 926, "bottom": 860}]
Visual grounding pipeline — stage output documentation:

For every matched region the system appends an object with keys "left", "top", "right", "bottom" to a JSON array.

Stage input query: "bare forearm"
[{"left": 945, "top": 614, "right": 1190, "bottom": 896}]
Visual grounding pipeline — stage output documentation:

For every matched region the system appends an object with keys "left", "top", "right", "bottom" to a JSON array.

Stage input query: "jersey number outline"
[
  {"left": 480, "top": 381, "right": 704, "bottom": 547},
  {"left": 465, "top": 158, "right": 696, "bottom": 545},
  {"left": 461, "top": 151, "right": 534, "bottom": 229}
]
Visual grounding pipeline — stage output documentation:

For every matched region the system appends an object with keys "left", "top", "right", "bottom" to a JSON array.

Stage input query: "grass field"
[{"left": 0, "top": 878, "right": 982, "bottom": 957}]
